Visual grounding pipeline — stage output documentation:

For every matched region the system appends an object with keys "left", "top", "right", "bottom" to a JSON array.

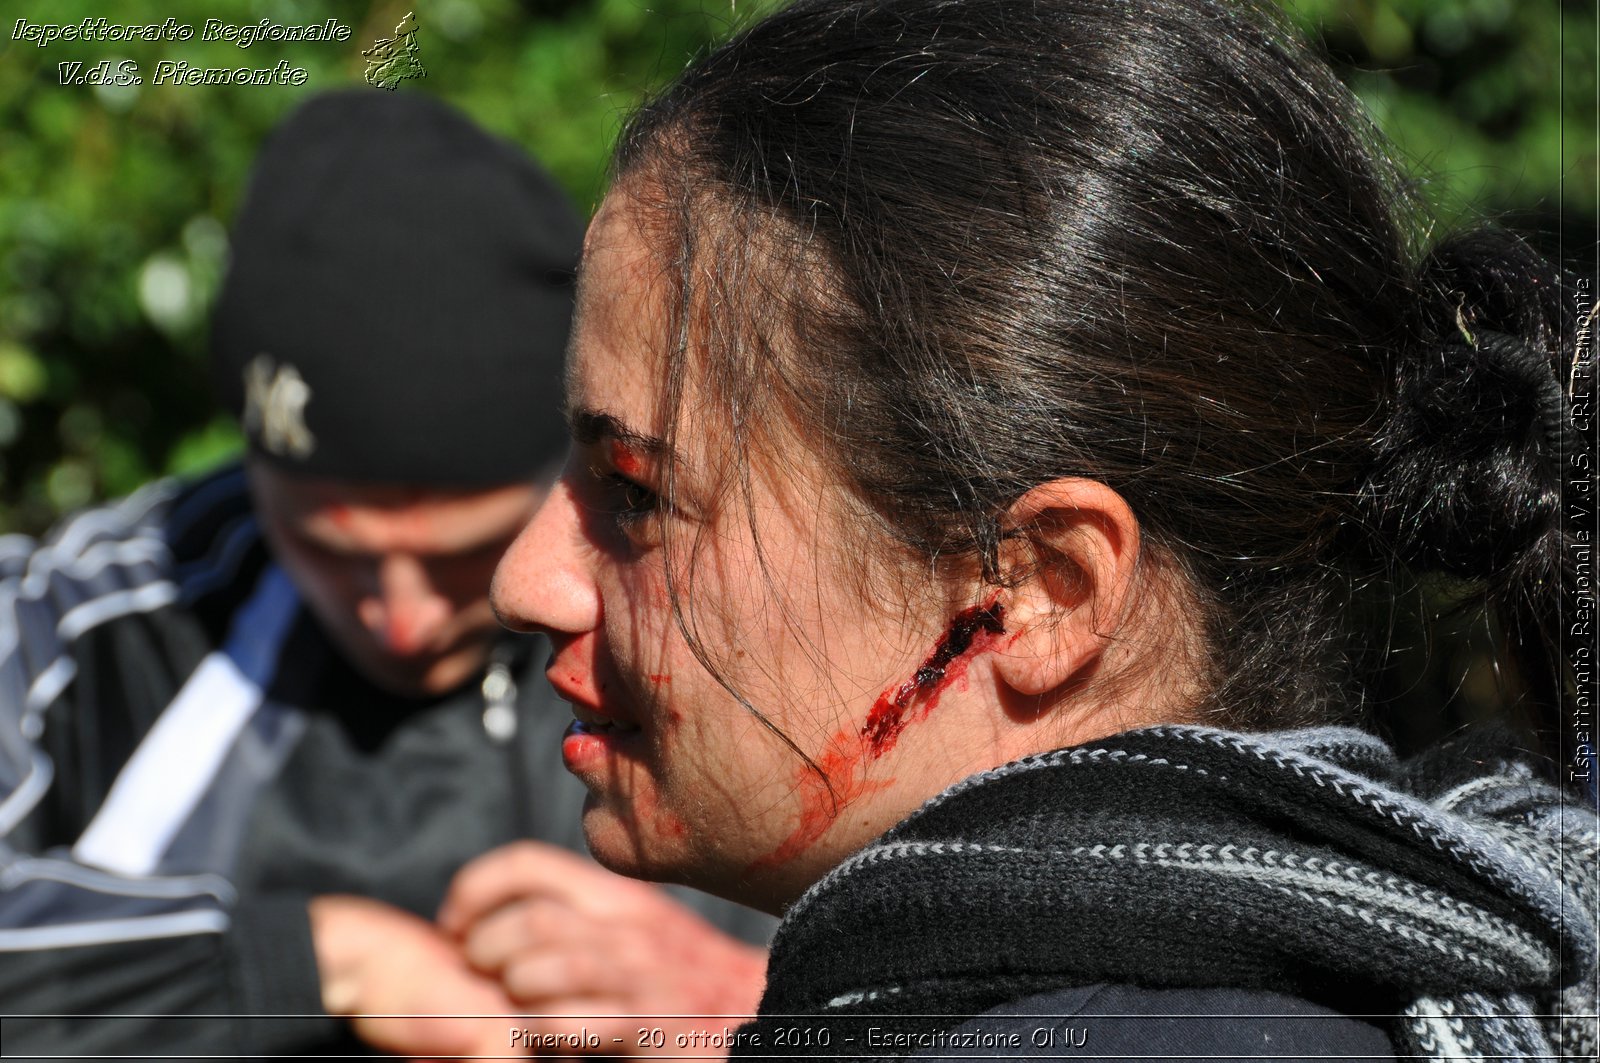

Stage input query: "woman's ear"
[{"left": 991, "top": 479, "right": 1141, "bottom": 698}]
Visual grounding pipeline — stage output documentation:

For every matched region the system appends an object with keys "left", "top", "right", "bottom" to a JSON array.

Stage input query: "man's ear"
[{"left": 991, "top": 478, "right": 1141, "bottom": 698}]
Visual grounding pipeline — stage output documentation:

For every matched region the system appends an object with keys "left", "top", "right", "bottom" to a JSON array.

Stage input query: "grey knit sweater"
[{"left": 739, "top": 726, "right": 1598, "bottom": 1061}]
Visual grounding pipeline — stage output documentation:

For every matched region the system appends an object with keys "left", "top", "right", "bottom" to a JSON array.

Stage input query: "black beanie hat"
[{"left": 211, "top": 89, "right": 582, "bottom": 485}]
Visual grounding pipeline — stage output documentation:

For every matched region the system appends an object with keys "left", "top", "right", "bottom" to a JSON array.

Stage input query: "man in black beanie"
[{"left": 0, "top": 91, "right": 770, "bottom": 1059}]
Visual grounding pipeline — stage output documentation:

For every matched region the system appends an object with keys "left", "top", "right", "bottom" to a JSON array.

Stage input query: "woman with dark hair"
[{"left": 478, "top": 0, "right": 1595, "bottom": 1056}]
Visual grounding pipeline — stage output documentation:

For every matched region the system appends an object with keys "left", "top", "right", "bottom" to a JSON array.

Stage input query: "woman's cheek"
[
  {"left": 608, "top": 550, "right": 674, "bottom": 639},
  {"left": 597, "top": 555, "right": 669, "bottom": 659}
]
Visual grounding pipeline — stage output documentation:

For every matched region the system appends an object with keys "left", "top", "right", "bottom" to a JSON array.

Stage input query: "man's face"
[{"left": 248, "top": 461, "right": 544, "bottom": 697}]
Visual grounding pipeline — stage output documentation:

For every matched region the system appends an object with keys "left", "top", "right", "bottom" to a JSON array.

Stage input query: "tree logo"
[
  {"left": 363, "top": 12, "right": 425, "bottom": 91},
  {"left": 242, "top": 354, "right": 315, "bottom": 459}
]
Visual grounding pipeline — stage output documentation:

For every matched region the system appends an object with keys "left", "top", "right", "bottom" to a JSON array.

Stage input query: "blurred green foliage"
[
  {"left": 1286, "top": 0, "right": 1595, "bottom": 254},
  {"left": 0, "top": 0, "right": 1592, "bottom": 534}
]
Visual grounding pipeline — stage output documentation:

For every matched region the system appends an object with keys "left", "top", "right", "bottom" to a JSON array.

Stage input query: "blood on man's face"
[{"left": 250, "top": 461, "right": 542, "bottom": 699}]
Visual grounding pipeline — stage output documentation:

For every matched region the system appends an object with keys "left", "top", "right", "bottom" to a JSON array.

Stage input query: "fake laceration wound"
[
  {"left": 861, "top": 600, "right": 1006, "bottom": 757},
  {"left": 748, "top": 600, "right": 1007, "bottom": 873}
]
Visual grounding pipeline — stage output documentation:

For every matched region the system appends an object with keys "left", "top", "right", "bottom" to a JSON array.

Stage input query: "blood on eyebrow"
[{"left": 609, "top": 439, "right": 645, "bottom": 477}]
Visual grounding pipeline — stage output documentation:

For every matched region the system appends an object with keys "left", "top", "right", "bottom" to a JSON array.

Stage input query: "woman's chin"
[{"left": 579, "top": 796, "right": 687, "bottom": 882}]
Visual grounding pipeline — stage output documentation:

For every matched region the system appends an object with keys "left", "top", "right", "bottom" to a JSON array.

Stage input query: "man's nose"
[{"left": 357, "top": 553, "right": 451, "bottom": 655}]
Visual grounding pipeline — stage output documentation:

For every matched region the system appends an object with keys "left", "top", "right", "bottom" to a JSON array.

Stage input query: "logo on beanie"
[{"left": 242, "top": 354, "right": 315, "bottom": 459}]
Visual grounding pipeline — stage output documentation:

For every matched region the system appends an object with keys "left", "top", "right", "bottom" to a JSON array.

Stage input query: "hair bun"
[
  {"left": 1469, "top": 328, "right": 1574, "bottom": 466},
  {"left": 1358, "top": 229, "right": 1572, "bottom": 585}
]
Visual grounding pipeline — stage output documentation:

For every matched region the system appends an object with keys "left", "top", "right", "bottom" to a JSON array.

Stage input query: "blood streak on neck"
[
  {"left": 746, "top": 729, "right": 890, "bottom": 872},
  {"left": 747, "top": 599, "right": 1006, "bottom": 873}
]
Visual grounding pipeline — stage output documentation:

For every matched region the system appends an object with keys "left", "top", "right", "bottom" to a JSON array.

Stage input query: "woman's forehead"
[{"left": 567, "top": 197, "right": 670, "bottom": 417}]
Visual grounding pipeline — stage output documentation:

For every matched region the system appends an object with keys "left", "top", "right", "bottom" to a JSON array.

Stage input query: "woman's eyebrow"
[{"left": 569, "top": 407, "right": 671, "bottom": 458}]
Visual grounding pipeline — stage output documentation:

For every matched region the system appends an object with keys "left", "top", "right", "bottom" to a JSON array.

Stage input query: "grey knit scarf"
[{"left": 741, "top": 726, "right": 1598, "bottom": 1060}]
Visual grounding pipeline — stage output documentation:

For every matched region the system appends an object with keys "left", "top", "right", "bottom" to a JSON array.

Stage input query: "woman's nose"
[{"left": 491, "top": 477, "right": 600, "bottom": 637}]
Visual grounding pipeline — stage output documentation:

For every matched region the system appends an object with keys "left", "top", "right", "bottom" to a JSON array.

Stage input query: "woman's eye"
[
  {"left": 575, "top": 455, "right": 667, "bottom": 547},
  {"left": 607, "top": 473, "right": 661, "bottom": 531}
]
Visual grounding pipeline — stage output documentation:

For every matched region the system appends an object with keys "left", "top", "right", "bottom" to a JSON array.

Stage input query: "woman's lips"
[
  {"left": 562, "top": 718, "right": 646, "bottom": 772},
  {"left": 568, "top": 703, "right": 643, "bottom": 732},
  {"left": 543, "top": 650, "right": 646, "bottom": 772},
  {"left": 545, "top": 664, "right": 645, "bottom": 738}
]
